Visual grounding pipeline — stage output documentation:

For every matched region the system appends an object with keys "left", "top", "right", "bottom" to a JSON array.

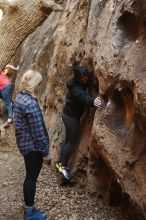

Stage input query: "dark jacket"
[
  {"left": 14, "top": 92, "right": 49, "bottom": 157},
  {"left": 63, "top": 79, "right": 94, "bottom": 119}
]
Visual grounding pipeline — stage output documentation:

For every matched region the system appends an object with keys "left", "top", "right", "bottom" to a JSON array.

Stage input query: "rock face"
[{"left": 10, "top": 0, "right": 146, "bottom": 219}]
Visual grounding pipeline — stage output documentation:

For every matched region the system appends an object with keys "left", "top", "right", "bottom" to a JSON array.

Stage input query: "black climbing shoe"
[{"left": 55, "top": 162, "right": 72, "bottom": 181}]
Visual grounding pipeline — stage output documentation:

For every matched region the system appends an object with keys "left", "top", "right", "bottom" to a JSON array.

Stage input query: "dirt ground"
[{"left": 0, "top": 147, "right": 125, "bottom": 220}]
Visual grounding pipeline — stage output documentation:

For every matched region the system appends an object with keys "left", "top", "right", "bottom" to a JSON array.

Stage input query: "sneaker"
[
  {"left": 55, "top": 162, "right": 72, "bottom": 181},
  {"left": 24, "top": 207, "right": 47, "bottom": 220},
  {"left": 7, "top": 118, "right": 13, "bottom": 123}
]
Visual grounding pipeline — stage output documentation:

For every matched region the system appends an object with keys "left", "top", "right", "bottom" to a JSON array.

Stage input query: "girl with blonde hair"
[
  {"left": 14, "top": 69, "right": 49, "bottom": 220},
  {"left": 21, "top": 69, "right": 42, "bottom": 94}
]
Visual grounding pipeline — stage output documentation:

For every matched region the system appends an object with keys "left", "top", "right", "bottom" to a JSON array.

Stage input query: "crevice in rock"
[
  {"left": 70, "top": 69, "right": 99, "bottom": 186},
  {"left": 118, "top": 11, "right": 140, "bottom": 41},
  {"left": 109, "top": 169, "right": 145, "bottom": 220},
  {"left": 89, "top": 148, "right": 146, "bottom": 220},
  {"left": 103, "top": 83, "right": 134, "bottom": 139}
]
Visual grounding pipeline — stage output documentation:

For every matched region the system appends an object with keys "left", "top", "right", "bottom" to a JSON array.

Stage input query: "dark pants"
[
  {"left": 59, "top": 113, "right": 80, "bottom": 167},
  {"left": 1, "top": 84, "right": 13, "bottom": 118},
  {"left": 23, "top": 151, "right": 43, "bottom": 207}
]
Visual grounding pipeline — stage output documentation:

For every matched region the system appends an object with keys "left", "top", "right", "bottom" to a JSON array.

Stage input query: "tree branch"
[
  {"left": 40, "top": 0, "right": 63, "bottom": 11},
  {"left": 0, "top": 0, "right": 63, "bottom": 13},
  {"left": 0, "top": 2, "right": 8, "bottom": 12},
  {"left": 0, "top": 0, "right": 63, "bottom": 70},
  {"left": 0, "top": 0, "right": 20, "bottom": 13}
]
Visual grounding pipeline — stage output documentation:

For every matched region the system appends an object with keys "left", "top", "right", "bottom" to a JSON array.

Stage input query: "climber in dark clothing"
[{"left": 55, "top": 66, "right": 101, "bottom": 181}]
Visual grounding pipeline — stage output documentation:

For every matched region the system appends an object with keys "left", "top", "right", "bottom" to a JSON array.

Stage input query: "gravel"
[{"left": 0, "top": 150, "right": 125, "bottom": 220}]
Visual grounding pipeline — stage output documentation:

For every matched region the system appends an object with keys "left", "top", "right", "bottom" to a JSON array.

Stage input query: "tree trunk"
[{"left": 0, "top": 0, "right": 62, "bottom": 70}]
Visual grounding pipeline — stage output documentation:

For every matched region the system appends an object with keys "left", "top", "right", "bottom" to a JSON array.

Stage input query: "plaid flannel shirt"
[{"left": 14, "top": 91, "right": 49, "bottom": 157}]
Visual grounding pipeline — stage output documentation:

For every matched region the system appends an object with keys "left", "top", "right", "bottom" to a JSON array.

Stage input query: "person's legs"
[
  {"left": 23, "top": 151, "right": 43, "bottom": 207},
  {"left": 23, "top": 151, "right": 47, "bottom": 220},
  {"left": 56, "top": 114, "right": 80, "bottom": 181},
  {"left": 59, "top": 115, "right": 69, "bottom": 164},
  {"left": 1, "top": 84, "right": 13, "bottom": 119},
  {"left": 0, "top": 92, "right": 3, "bottom": 99},
  {"left": 59, "top": 114, "right": 80, "bottom": 167}
]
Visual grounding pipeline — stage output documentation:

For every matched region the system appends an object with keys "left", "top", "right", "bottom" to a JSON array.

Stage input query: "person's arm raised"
[
  {"left": 72, "top": 85, "right": 102, "bottom": 108},
  {"left": 94, "top": 97, "right": 102, "bottom": 107}
]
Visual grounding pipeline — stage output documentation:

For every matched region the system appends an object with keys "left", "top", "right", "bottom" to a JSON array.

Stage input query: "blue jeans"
[{"left": 1, "top": 84, "right": 13, "bottom": 118}]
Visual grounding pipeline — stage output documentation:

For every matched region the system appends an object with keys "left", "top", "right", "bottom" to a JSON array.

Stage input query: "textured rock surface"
[{"left": 6, "top": 0, "right": 146, "bottom": 219}]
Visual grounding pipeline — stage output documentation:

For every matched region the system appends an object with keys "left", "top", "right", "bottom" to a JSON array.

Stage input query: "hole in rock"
[
  {"left": 113, "top": 87, "right": 134, "bottom": 127},
  {"left": 41, "top": 7, "right": 52, "bottom": 15},
  {"left": 94, "top": 155, "right": 145, "bottom": 220},
  {"left": 110, "top": 181, "right": 123, "bottom": 206},
  {"left": 105, "top": 86, "right": 134, "bottom": 138},
  {"left": 66, "top": 11, "right": 71, "bottom": 17},
  {"left": 118, "top": 11, "right": 140, "bottom": 41}
]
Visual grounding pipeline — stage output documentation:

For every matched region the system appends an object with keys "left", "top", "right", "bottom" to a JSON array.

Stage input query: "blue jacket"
[{"left": 14, "top": 91, "right": 49, "bottom": 157}]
